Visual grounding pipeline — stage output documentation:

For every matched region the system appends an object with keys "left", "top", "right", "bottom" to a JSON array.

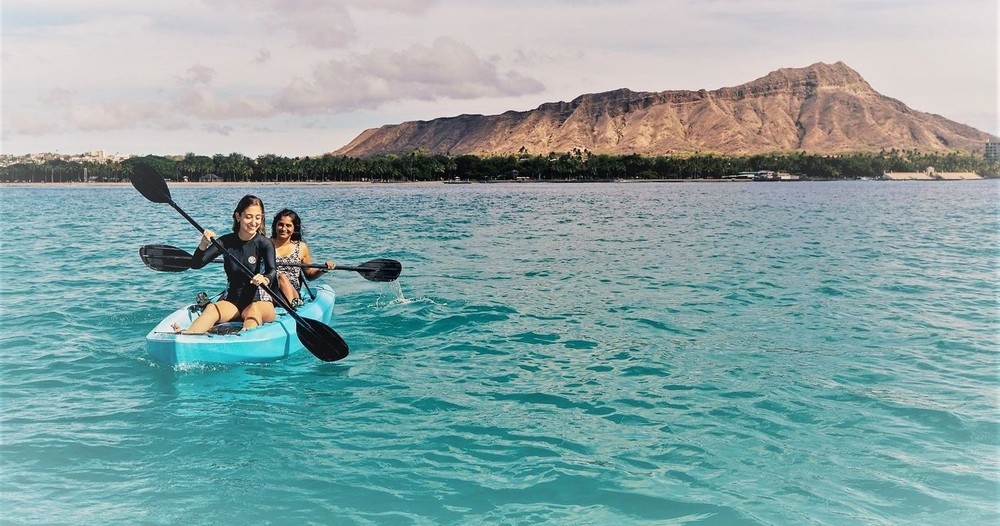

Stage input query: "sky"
[{"left": 2, "top": 0, "right": 997, "bottom": 158}]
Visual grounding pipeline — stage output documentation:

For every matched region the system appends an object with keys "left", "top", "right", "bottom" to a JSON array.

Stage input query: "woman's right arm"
[{"left": 189, "top": 230, "right": 220, "bottom": 269}]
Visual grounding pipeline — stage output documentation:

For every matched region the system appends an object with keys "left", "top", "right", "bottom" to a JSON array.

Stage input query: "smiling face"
[
  {"left": 237, "top": 204, "right": 264, "bottom": 240},
  {"left": 231, "top": 195, "right": 266, "bottom": 239},
  {"left": 270, "top": 209, "right": 302, "bottom": 242},
  {"left": 274, "top": 214, "right": 296, "bottom": 242}
]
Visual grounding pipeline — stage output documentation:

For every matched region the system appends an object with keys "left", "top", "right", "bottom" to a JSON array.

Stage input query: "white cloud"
[
  {"left": 6, "top": 113, "right": 61, "bottom": 137},
  {"left": 65, "top": 100, "right": 165, "bottom": 132},
  {"left": 39, "top": 88, "right": 77, "bottom": 106},
  {"left": 260, "top": 2, "right": 357, "bottom": 49},
  {"left": 276, "top": 37, "right": 545, "bottom": 113},
  {"left": 173, "top": 87, "right": 275, "bottom": 120},
  {"left": 201, "top": 123, "right": 236, "bottom": 136},
  {"left": 178, "top": 65, "right": 217, "bottom": 86},
  {"left": 200, "top": 0, "right": 438, "bottom": 49},
  {"left": 253, "top": 48, "right": 272, "bottom": 64}
]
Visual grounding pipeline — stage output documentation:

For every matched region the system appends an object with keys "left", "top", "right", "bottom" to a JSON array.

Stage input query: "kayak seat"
[{"left": 207, "top": 323, "right": 243, "bottom": 335}]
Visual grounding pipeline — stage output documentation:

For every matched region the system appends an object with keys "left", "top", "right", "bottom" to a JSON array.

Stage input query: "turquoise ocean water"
[{"left": 1, "top": 180, "right": 998, "bottom": 525}]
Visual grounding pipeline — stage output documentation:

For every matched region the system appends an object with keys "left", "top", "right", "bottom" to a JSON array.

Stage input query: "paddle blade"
[
  {"left": 130, "top": 163, "right": 172, "bottom": 204},
  {"left": 297, "top": 318, "right": 349, "bottom": 362},
  {"left": 355, "top": 259, "right": 402, "bottom": 282},
  {"left": 139, "top": 244, "right": 194, "bottom": 272}
]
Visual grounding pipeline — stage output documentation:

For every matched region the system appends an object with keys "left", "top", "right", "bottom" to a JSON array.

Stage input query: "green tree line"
[{"left": 2, "top": 149, "right": 996, "bottom": 183}]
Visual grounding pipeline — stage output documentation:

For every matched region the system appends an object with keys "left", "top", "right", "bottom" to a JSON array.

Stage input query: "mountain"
[{"left": 333, "top": 62, "right": 993, "bottom": 158}]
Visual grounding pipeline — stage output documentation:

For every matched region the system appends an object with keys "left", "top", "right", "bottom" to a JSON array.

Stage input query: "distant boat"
[
  {"left": 723, "top": 170, "right": 801, "bottom": 181},
  {"left": 444, "top": 177, "right": 472, "bottom": 184}
]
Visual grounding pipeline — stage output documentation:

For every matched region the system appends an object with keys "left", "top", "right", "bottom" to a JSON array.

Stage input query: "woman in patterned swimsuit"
[{"left": 270, "top": 209, "right": 335, "bottom": 308}]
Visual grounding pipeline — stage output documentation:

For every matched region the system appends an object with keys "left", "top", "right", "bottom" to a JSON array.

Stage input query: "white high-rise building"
[{"left": 986, "top": 141, "right": 1000, "bottom": 162}]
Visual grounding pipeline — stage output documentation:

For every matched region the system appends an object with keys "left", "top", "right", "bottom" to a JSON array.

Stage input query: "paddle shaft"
[
  {"left": 141, "top": 244, "right": 400, "bottom": 282},
  {"left": 157, "top": 248, "right": 379, "bottom": 272},
  {"left": 202, "top": 260, "right": 331, "bottom": 270}
]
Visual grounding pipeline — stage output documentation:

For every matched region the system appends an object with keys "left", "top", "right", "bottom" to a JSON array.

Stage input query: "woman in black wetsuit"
[{"left": 173, "top": 194, "right": 277, "bottom": 334}]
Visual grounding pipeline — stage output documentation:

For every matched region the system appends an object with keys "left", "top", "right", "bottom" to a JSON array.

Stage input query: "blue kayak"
[{"left": 145, "top": 284, "right": 336, "bottom": 365}]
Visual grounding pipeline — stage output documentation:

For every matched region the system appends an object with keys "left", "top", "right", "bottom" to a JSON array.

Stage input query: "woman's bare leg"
[
  {"left": 241, "top": 301, "right": 276, "bottom": 331},
  {"left": 174, "top": 301, "right": 240, "bottom": 334},
  {"left": 277, "top": 273, "right": 299, "bottom": 304}
]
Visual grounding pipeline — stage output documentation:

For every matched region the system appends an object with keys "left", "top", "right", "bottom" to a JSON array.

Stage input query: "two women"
[{"left": 175, "top": 199, "right": 331, "bottom": 334}]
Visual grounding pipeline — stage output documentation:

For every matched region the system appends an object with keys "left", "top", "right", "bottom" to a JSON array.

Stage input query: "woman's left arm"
[{"left": 302, "top": 243, "right": 335, "bottom": 280}]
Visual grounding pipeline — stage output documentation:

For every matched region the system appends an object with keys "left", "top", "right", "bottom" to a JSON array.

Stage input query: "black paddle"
[
  {"left": 139, "top": 244, "right": 402, "bottom": 282},
  {"left": 129, "top": 162, "right": 348, "bottom": 362}
]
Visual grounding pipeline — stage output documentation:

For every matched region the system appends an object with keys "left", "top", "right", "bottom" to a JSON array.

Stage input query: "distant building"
[
  {"left": 883, "top": 166, "right": 982, "bottom": 180},
  {"left": 199, "top": 173, "right": 223, "bottom": 182},
  {"left": 986, "top": 141, "right": 1000, "bottom": 162}
]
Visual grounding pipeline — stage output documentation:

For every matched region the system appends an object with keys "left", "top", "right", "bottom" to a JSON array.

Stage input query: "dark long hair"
[
  {"left": 231, "top": 195, "right": 266, "bottom": 234},
  {"left": 271, "top": 208, "right": 303, "bottom": 242}
]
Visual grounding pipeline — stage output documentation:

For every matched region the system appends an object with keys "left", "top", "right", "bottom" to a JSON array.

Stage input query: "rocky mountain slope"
[{"left": 334, "top": 62, "right": 994, "bottom": 157}]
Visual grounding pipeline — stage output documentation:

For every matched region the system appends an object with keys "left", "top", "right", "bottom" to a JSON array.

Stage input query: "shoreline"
[
  {"left": 1, "top": 177, "right": 994, "bottom": 188},
  {"left": 2, "top": 179, "right": 747, "bottom": 188},
  {"left": 0, "top": 180, "right": 435, "bottom": 188}
]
